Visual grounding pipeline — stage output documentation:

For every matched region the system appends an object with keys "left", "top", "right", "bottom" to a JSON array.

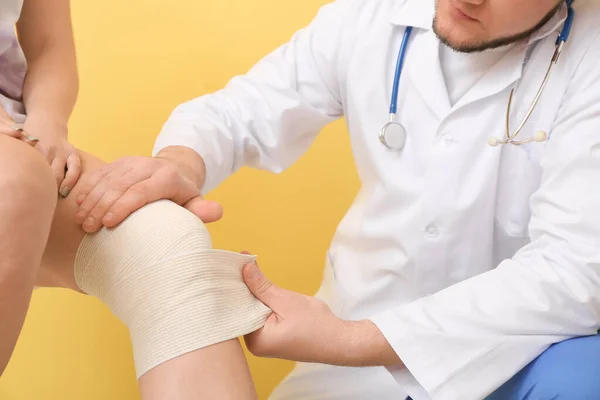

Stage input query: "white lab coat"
[{"left": 153, "top": 0, "right": 600, "bottom": 398}]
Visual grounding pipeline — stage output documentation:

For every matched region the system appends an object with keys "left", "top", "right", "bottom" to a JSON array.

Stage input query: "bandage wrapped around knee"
[{"left": 74, "top": 200, "right": 271, "bottom": 378}]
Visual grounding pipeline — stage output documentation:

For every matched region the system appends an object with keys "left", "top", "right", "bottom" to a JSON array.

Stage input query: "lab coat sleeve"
[
  {"left": 370, "top": 32, "right": 600, "bottom": 400},
  {"left": 152, "top": 0, "right": 355, "bottom": 193}
]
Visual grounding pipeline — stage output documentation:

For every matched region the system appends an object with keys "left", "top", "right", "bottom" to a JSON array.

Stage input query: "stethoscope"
[{"left": 379, "top": 0, "right": 575, "bottom": 151}]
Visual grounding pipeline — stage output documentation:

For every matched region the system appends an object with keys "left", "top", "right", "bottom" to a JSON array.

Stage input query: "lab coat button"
[
  {"left": 506, "top": 221, "right": 525, "bottom": 236},
  {"left": 425, "top": 224, "right": 439, "bottom": 238},
  {"left": 441, "top": 134, "right": 453, "bottom": 147}
]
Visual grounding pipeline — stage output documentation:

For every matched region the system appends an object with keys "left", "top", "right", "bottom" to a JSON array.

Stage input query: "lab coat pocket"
[{"left": 494, "top": 142, "right": 545, "bottom": 239}]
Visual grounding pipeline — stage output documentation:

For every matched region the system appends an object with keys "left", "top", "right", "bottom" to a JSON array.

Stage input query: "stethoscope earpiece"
[
  {"left": 488, "top": 137, "right": 501, "bottom": 147},
  {"left": 488, "top": 130, "right": 548, "bottom": 148},
  {"left": 484, "top": 0, "right": 573, "bottom": 149},
  {"left": 381, "top": 0, "right": 573, "bottom": 151},
  {"left": 534, "top": 130, "right": 548, "bottom": 142}
]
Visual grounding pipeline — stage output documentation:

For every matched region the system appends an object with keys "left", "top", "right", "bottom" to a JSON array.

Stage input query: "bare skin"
[
  {"left": 6, "top": 142, "right": 257, "bottom": 400},
  {"left": 0, "top": 135, "right": 56, "bottom": 377},
  {"left": 434, "top": 0, "right": 564, "bottom": 52},
  {"left": 2, "top": 0, "right": 257, "bottom": 396}
]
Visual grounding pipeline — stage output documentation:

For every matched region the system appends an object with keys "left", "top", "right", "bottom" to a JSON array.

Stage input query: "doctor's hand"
[
  {"left": 74, "top": 146, "right": 223, "bottom": 233},
  {"left": 241, "top": 258, "right": 401, "bottom": 367}
]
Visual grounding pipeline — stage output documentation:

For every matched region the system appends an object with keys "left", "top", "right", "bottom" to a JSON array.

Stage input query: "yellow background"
[{"left": 0, "top": 0, "right": 359, "bottom": 399}]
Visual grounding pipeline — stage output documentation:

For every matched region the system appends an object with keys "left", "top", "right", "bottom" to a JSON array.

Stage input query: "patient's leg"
[
  {"left": 0, "top": 135, "right": 56, "bottom": 376},
  {"left": 38, "top": 151, "right": 269, "bottom": 400}
]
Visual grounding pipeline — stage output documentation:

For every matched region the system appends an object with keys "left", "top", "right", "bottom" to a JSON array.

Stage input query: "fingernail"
[
  {"left": 249, "top": 263, "right": 261, "bottom": 279},
  {"left": 60, "top": 187, "right": 70, "bottom": 198},
  {"left": 84, "top": 216, "right": 95, "bottom": 227},
  {"left": 24, "top": 134, "right": 39, "bottom": 143},
  {"left": 104, "top": 213, "right": 113, "bottom": 222}
]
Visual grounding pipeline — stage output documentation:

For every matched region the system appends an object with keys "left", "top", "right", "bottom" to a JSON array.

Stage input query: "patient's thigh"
[{"left": 38, "top": 151, "right": 107, "bottom": 291}]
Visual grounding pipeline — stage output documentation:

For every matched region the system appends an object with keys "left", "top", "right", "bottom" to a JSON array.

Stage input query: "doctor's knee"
[
  {"left": 529, "top": 334, "right": 600, "bottom": 398},
  {"left": 489, "top": 334, "right": 600, "bottom": 399}
]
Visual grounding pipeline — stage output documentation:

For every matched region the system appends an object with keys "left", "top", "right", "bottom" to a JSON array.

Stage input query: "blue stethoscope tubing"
[
  {"left": 379, "top": 26, "right": 413, "bottom": 150},
  {"left": 390, "top": 26, "right": 413, "bottom": 116},
  {"left": 380, "top": 0, "right": 575, "bottom": 151}
]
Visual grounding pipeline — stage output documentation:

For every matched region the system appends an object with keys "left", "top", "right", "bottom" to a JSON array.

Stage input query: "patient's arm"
[{"left": 38, "top": 151, "right": 261, "bottom": 400}]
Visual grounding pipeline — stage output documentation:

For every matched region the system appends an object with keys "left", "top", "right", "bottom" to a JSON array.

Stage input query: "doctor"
[{"left": 75, "top": 0, "right": 600, "bottom": 398}]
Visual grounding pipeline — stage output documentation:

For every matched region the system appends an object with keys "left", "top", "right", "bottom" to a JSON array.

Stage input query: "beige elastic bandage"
[{"left": 74, "top": 200, "right": 271, "bottom": 378}]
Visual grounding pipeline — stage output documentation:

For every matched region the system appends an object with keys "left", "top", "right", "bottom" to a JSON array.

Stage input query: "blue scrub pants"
[
  {"left": 485, "top": 333, "right": 600, "bottom": 399},
  {"left": 408, "top": 333, "right": 600, "bottom": 400}
]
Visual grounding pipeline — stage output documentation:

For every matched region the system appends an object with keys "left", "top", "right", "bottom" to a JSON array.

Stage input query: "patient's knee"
[
  {"left": 0, "top": 136, "right": 56, "bottom": 211},
  {"left": 74, "top": 200, "right": 271, "bottom": 379}
]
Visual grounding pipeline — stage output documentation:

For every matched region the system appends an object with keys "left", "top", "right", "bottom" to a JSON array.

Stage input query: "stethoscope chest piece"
[
  {"left": 379, "top": 121, "right": 407, "bottom": 151},
  {"left": 380, "top": 1, "right": 574, "bottom": 151}
]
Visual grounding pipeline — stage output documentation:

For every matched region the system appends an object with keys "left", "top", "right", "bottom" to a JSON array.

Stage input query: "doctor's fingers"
[
  {"left": 99, "top": 169, "right": 203, "bottom": 230},
  {"left": 242, "top": 261, "right": 294, "bottom": 312},
  {"left": 183, "top": 195, "right": 224, "bottom": 223},
  {"left": 75, "top": 165, "right": 140, "bottom": 226},
  {"left": 75, "top": 159, "right": 129, "bottom": 205},
  {"left": 78, "top": 170, "right": 151, "bottom": 233}
]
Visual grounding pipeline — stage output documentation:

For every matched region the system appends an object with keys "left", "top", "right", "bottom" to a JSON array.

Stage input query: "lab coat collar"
[
  {"left": 389, "top": 0, "right": 434, "bottom": 31},
  {"left": 389, "top": 0, "right": 570, "bottom": 119},
  {"left": 389, "top": 0, "right": 569, "bottom": 43},
  {"left": 450, "top": 4, "right": 569, "bottom": 111},
  {"left": 390, "top": 0, "right": 449, "bottom": 119}
]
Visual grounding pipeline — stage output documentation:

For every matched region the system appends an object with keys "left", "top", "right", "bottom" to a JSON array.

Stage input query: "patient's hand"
[
  {"left": 0, "top": 105, "right": 80, "bottom": 196},
  {"left": 74, "top": 147, "right": 222, "bottom": 232},
  {"left": 0, "top": 107, "right": 38, "bottom": 146}
]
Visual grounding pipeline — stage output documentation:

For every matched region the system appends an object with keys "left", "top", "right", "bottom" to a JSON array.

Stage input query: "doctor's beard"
[{"left": 433, "top": 0, "right": 563, "bottom": 53}]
